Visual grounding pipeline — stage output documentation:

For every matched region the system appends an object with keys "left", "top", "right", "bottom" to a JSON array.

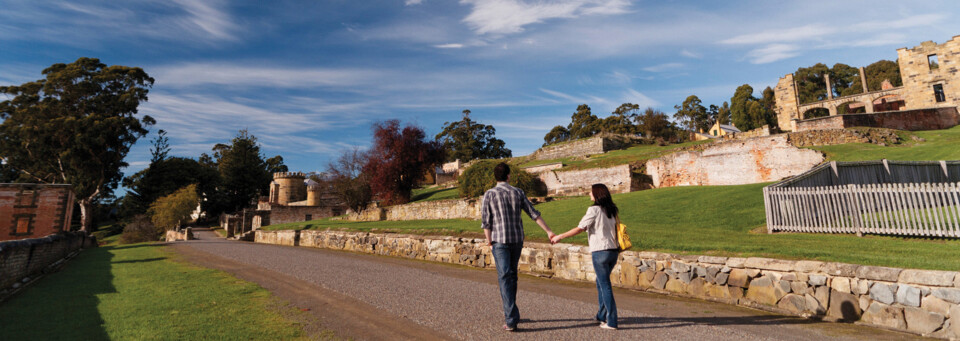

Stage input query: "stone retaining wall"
[
  {"left": 164, "top": 228, "right": 194, "bottom": 241},
  {"left": 530, "top": 134, "right": 635, "bottom": 161},
  {"left": 0, "top": 231, "right": 95, "bottom": 295},
  {"left": 646, "top": 135, "right": 824, "bottom": 187},
  {"left": 255, "top": 229, "right": 960, "bottom": 339},
  {"left": 348, "top": 199, "right": 480, "bottom": 222},
  {"left": 795, "top": 107, "right": 960, "bottom": 132},
  {"left": 538, "top": 164, "right": 633, "bottom": 196}
]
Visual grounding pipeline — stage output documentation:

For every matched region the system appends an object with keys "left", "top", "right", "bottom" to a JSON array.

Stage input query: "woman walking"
[{"left": 551, "top": 183, "right": 621, "bottom": 330}]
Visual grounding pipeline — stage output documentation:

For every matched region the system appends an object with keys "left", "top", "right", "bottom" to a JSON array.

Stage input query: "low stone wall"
[
  {"left": 786, "top": 128, "right": 902, "bottom": 147},
  {"left": 732, "top": 125, "right": 772, "bottom": 140},
  {"left": 348, "top": 199, "right": 480, "bottom": 222},
  {"left": 646, "top": 135, "right": 824, "bottom": 187},
  {"left": 530, "top": 134, "right": 636, "bottom": 161},
  {"left": 521, "top": 162, "right": 564, "bottom": 174},
  {"left": 164, "top": 228, "right": 194, "bottom": 241},
  {"left": 0, "top": 231, "right": 95, "bottom": 294},
  {"left": 257, "top": 229, "right": 960, "bottom": 338},
  {"left": 254, "top": 230, "right": 299, "bottom": 246},
  {"left": 796, "top": 107, "right": 960, "bottom": 132},
  {"left": 538, "top": 164, "right": 633, "bottom": 196}
]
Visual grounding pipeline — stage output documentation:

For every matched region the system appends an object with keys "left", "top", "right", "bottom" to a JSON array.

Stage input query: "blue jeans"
[
  {"left": 492, "top": 242, "right": 523, "bottom": 327},
  {"left": 592, "top": 249, "right": 619, "bottom": 328}
]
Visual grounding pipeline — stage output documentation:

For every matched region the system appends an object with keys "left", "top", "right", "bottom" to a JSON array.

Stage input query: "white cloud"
[
  {"left": 151, "top": 63, "right": 386, "bottom": 88},
  {"left": 746, "top": 44, "right": 800, "bottom": 64},
  {"left": 460, "top": 0, "right": 630, "bottom": 35},
  {"left": 680, "top": 49, "right": 701, "bottom": 59},
  {"left": 642, "top": 62, "right": 684, "bottom": 73},
  {"left": 720, "top": 24, "right": 833, "bottom": 45},
  {"left": 405, "top": 0, "right": 424, "bottom": 5},
  {"left": 621, "top": 88, "right": 659, "bottom": 108},
  {"left": 434, "top": 43, "right": 465, "bottom": 48}
]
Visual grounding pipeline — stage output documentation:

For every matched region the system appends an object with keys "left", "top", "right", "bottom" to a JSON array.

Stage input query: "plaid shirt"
[{"left": 481, "top": 182, "right": 541, "bottom": 244}]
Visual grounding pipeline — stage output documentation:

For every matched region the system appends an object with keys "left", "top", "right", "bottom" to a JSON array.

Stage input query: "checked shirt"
[{"left": 481, "top": 182, "right": 541, "bottom": 244}]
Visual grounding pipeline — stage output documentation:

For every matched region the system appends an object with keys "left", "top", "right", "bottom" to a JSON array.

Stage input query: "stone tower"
[
  {"left": 306, "top": 184, "right": 322, "bottom": 206},
  {"left": 774, "top": 73, "right": 800, "bottom": 132},
  {"left": 271, "top": 172, "right": 307, "bottom": 205}
]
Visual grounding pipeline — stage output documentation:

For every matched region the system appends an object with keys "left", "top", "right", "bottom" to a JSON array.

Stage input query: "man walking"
[{"left": 481, "top": 162, "right": 556, "bottom": 331}]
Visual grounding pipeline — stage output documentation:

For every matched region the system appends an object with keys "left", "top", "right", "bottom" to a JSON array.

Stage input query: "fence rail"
[{"left": 764, "top": 160, "right": 960, "bottom": 237}]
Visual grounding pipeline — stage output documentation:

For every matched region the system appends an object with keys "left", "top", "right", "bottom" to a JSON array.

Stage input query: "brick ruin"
[
  {"left": 0, "top": 184, "right": 74, "bottom": 242},
  {"left": 775, "top": 35, "right": 960, "bottom": 132},
  {"left": 221, "top": 172, "right": 345, "bottom": 238}
]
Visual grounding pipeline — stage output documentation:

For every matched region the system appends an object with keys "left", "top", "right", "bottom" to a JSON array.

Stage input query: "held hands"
[{"left": 550, "top": 234, "right": 563, "bottom": 244}]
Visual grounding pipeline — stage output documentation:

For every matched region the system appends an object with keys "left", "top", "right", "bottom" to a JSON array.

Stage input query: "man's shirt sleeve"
[
  {"left": 519, "top": 189, "right": 541, "bottom": 221},
  {"left": 480, "top": 191, "right": 492, "bottom": 230}
]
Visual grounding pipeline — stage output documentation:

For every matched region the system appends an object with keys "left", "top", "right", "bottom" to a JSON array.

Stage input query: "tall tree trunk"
[{"left": 79, "top": 198, "right": 94, "bottom": 232}]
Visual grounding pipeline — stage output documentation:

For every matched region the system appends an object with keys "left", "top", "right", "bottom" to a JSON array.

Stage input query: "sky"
[{"left": 2, "top": 0, "right": 960, "bottom": 186}]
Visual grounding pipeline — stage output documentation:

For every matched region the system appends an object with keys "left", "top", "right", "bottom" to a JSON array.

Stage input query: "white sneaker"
[{"left": 600, "top": 322, "right": 617, "bottom": 330}]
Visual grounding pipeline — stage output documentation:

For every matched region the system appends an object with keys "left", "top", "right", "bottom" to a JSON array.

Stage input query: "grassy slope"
[
  {"left": 516, "top": 139, "right": 711, "bottom": 171},
  {"left": 0, "top": 239, "right": 306, "bottom": 340},
  {"left": 812, "top": 125, "right": 960, "bottom": 161},
  {"left": 266, "top": 183, "right": 960, "bottom": 271},
  {"left": 411, "top": 185, "right": 460, "bottom": 203}
]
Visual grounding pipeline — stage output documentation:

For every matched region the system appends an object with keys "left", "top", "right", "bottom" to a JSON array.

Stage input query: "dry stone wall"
[
  {"left": 348, "top": 199, "right": 480, "bottom": 221},
  {"left": 785, "top": 128, "right": 902, "bottom": 147},
  {"left": 530, "top": 134, "right": 636, "bottom": 161},
  {"left": 164, "top": 228, "right": 194, "bottom": 241},
  {"left": 0, "top": 231, "right": 95, "bottom": 296},
  {"left": 538, "top": 164, "right": 633, "bottom": 196},
  {"left": 795, "top": 107, "right": 960, "bottom": 132},
  {"left": 256, "top": 229, "right": 960, "bottom": 339},
  {"left": 646, "top": 135, "right": 824, "bottom": 187}
]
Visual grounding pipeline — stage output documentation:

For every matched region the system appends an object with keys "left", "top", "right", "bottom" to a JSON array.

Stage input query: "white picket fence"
[{"left": 764, "top": 182, "right": 960, "bottom": 237}]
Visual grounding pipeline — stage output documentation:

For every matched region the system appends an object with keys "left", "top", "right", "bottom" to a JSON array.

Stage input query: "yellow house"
[{"left": 708, "top": 122, "right": 741, "bottom": 138}]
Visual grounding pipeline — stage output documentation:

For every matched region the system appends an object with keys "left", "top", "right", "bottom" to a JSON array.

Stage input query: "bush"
[
  {"left": 458, "top": 160, "right": 546, "bottom": 198},
  {"left": 119, "top": 215, "right": 159, "bottom": 244},
  {"left": 148, "top": 184, "right": 199, "bottom": 232}
]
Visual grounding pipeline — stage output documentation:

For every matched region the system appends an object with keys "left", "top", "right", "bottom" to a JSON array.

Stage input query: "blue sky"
[{"left": 2, "top": 0, "right": 960, "bottom": 181}]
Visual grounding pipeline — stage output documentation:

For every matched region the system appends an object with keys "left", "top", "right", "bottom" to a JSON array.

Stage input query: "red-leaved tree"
[{"left": 364, "top": 120, "right": 444, "bottom": 205}]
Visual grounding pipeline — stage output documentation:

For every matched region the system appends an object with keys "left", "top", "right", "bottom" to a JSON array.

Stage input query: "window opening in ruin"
[
  {"left": 15, "top": 217, "right": 30, "bottom": 234},
  {"left": 928, "top": 54, "right": 939, "bottom": 70},
  {"left": 18, "top": 190, "right": 36, "bottom": 207},
  {"left": 934, "top": 84, "right": 946, "bottom": 102},
  {"left": 305, "top": 214, "right": 312, "bottom": 221}
]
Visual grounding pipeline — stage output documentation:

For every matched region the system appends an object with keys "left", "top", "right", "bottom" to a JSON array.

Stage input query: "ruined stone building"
[
  {"left": 222, "top": 172, "right": 345, "bottom": 238},
  {"left": 0, "top": 184, "right": 74, "bottom": 241},
  {"left": 775, "top": 35, "right": 960, "bottom": 132}
]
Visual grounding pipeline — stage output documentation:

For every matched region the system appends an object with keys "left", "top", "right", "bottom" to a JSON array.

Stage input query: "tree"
[
  {"left": 730, "top": 84, "right": 756, "bottom": 131},
  {"left": 794, "top": 63, "right": 831, "bottom": 104},
  {"left": 542, "top": 125, "right": 571, "bottom": 146},
  {"left": 326, "top": 147, "right": 372, "bottom": 213},
  {"left": 435, "top": 109, "right": 512, "bottom": 162},
  {"left": 0, "top": 57, "right": 155, "bottom": 232},
  {"left": 148, "top": 184, "right": 199, "bottom": 232},
  {"left": 150, "top": 129, "right": 171, "bottom": 164},
  {"left": 831, "top": 63, "right": 862, "bottom": 97},
  {"left": 209, "top": 129, "right": 284, "bottom": 214},
  {"left": 673, "top": 95, "right": 709, "bottom": 133},
  {"left": 864, "top": 60, "right": 902, "bottom": 91},
  {"left": 364, "top": 120, "right": 444, "bottom": 205},
  {"left": 567, "top": 104, "right": 600, "bottom": 139},
  {"left": 758, "top": 87, "right": 778, "bottom": 129},
  {"left": 635, "top": 107, "right": 675, "bottom": 141},
  {"left": 120, "top": 157, "right": 219, "bottom": 219},
  {"left": 599, "top": 103, "right": 640, "bottom": 135}
]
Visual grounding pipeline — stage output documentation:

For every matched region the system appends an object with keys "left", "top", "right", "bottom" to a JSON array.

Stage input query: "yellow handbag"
[{"left": 615, "top": 215, "right": 633, "bottom": 251}]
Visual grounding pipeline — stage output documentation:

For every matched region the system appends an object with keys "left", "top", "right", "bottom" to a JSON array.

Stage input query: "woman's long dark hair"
[{"left": 591, "top": 183, "right": 618, "bottom": 219}]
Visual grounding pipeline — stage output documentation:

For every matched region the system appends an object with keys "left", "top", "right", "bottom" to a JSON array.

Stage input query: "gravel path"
[{"left": 174, "top": 230, "right": 918, "bottom": 340}]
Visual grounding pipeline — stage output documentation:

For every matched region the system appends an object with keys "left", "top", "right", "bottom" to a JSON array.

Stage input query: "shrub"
[
  {"left": 119, "top": 215, "right": 158, "bottom": 244},
  {"left": 148, "top": 184, "right": 199, "bottom": 232},
  {"left": 458, "top": 161, "right": 546, "bottom": 198}
]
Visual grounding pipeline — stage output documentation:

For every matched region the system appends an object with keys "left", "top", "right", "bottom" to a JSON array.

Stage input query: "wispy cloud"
[
  {"left": 460, "top": 0, "right": 630, "bottom": 35},
  {"left": 151, "top": 63, "right": 386, "bottom": 89},
  {"left": 434, "top": 43, "right": 464, "bottom": 49},
  {"left": 642, "top": 62, "right": 684, "bottom": 73},
  {"left": 405, "top": 0, "right": 424, "bottom": 5},
  {"left": 680, "top": 49, "right": 701, "bottom": 59},
  {"left": 621, "top": 89, "right": 659, "bottom": 109},
  {"left": 745, "top": 44, "right": 800, "bottom": 64},
  {"left": 719, "top": 24, "right": 832, "bottom": 45}
]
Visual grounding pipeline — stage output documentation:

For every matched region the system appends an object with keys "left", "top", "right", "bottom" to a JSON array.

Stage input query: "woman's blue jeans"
[
  {"left": 592, "top": 249, "right": 619, "bottom": 328},
  {"left": 492, "top": 242, "right": 523, "bottom": 327}
]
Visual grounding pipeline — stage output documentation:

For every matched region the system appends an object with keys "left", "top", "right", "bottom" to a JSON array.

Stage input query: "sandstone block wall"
[
  {"left": 256, "top": 229, "right": 960, "bottom": 339},
  {"left": 897, "top": 36, "right": 960, "bottom": 110},
  {"left": 521, "top": 162, "right": 564, "bottom": 174},
  {"left": 164, "top": 228, "right": 194, "bottom": 241},
  {"left": 775, "top": 74, "right": 800, "bottom": 131},
  {"left": 795, "top": 107, "right": 960, "bottom": 132},
  {"left": 348, "top": 199, "right": 480, "bottom": 221},
  {"left": 531, "top": 136, "right": 605, "bottom": 160},
  {"left": 646, "top": 135, "right": 824, "bottom": 187},
  {"left": 785, "top": 128, "right": 902, "bottom": 147},
  {"left": 0, "top": 231, "right": 94, "bottom": 294},
  {"left": 538, "top": 164, "right": 632, "bottom": 196},
  {"left": 0, "top": 184, "right": 74, "bottom": 242}
]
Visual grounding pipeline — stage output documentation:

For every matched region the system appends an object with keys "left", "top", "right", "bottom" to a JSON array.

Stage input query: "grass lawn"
[
  {"left": 812, "top": 125, "right": 960, "bottom": 161},
  {"left": 266, "top": 183, "right": 960, "bottom": 271},
  {"left": 411, "top": 185, "right": 461, "bottom": 203},
  {"left": 0, "top": 238, "right": 307, "bottom": 340},
  {"left": 515, "top": 139, "right": 711, "bottom": 171}
]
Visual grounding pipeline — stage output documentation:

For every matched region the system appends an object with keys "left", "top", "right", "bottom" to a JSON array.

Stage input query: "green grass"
[
  {"left": 411, "top": 185, "right": 461, "bottom": 203},
  {"left": 0, "top": 242, "right": 306, "bottom": 340},
  {"left": 265, "top": 183, "right": 960, "bottom": 271},
  {"left": 516, "top": 139, "right": 711, "bottom": 171},
  {"left": 812, "top": 125, "right": 960, "bottom": 161}
]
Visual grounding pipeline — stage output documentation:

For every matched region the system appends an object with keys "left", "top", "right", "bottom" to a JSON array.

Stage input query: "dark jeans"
[
  {"left": 592, "top": 249, "right": 619, "bottom": 328},
  {"left": 492, "top": 242, "right": 523, "bottom": 327}
]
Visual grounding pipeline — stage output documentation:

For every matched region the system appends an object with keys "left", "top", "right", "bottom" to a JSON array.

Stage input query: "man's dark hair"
[{"left": 494, "top": 162, "right": 510, "bottom": 182}]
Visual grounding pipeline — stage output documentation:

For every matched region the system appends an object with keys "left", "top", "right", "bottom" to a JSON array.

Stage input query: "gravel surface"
[{"left": 177, "top": 230, "right": 917, "bottom": 340}]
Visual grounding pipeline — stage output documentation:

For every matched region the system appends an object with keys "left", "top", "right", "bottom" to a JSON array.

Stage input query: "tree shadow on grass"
[{"left": 0, "top": 246, "right": 114, "bottom": 340}]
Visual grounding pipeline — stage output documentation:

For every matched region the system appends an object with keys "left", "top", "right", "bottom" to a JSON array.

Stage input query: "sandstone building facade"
[
  {"left": 775, "top": 35, "right": 960, "bottom": 132},
  {"left": 222, "top": 172, "right": 345, "bottom": 238},
  {"left": 0, "top": 184, "right": 74, "bottom": 241}
]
